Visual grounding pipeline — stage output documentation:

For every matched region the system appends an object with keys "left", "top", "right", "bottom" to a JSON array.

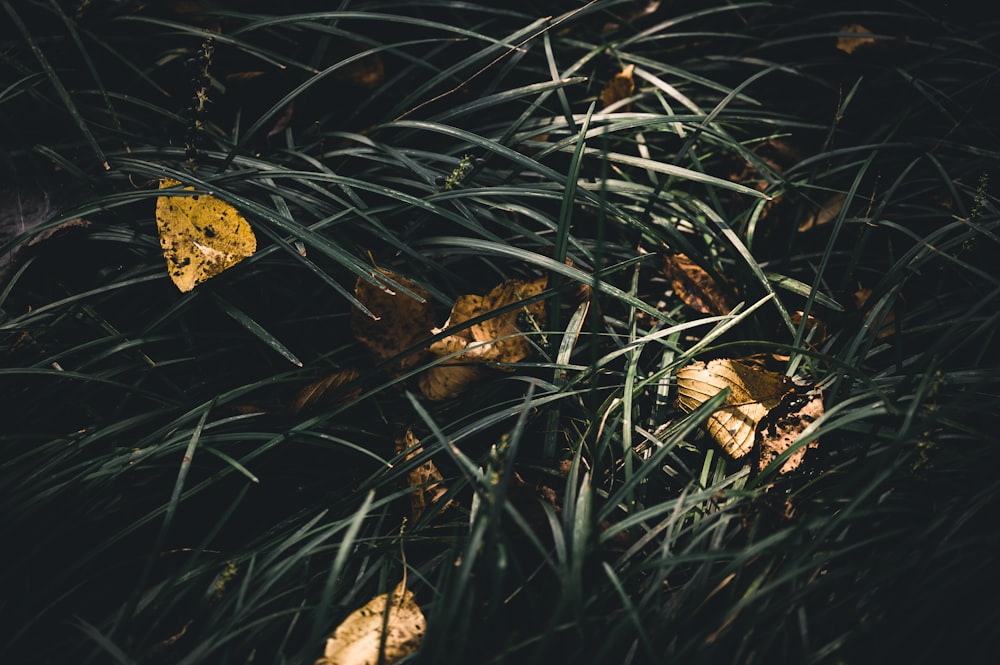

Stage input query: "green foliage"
[{"left": 2, "top": 1, "right": 998, "bottom": 664}]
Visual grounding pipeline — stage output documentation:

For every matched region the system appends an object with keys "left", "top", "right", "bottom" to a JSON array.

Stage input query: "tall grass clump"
[{"left": 2, "top": 1, "right": 998, "bottom": 663}]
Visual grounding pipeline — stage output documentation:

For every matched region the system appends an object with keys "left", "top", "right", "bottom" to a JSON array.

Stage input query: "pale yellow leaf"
[
  {"left": 315, "top": 582, "right": 425, "bottom": 665},
  {"left": 155, "top": 179, "right": 257, "bottom": 292}
]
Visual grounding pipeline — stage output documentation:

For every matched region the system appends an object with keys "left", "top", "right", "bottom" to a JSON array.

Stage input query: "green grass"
[{"left": 2, "top": 1, "right": 999, "bottom": 663}]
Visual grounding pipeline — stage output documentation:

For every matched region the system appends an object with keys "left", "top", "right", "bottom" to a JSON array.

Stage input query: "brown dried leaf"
[
  {"left": 758, "top": 393, "right": 822, "bottom": 473},
  {"left": 395, "top": 429, "right": 453, "bottom": 522},
  {"left": 335, "top": 53, "right": 385, "bottom": 88},
  {"left": 798, "top": 192, "right": 847, "bottom": 232},
  {"left": 315, "top": 582, "right": 425, "bottom": 665},
  {"left": 602, "top": 1, "right": 661, "bottom": 32},
  {"left": 663, "top": 253, "right": 735, "bottom": 316},
  {"left": 601, "top": 64, "right": 636, "bottom": 111},
  {"left": 350, "top": 268, "right": 436, "bottom": 372},
  {"left": 791, "top": 311, "right": 828, "bottom": 346},
  {"left": 267, "top": 102, "right": 295, "bottom": 139},
  {"left": 292, "top": 368, "right": 362, "bottom": 414},
  {"left": 854, "top": 287, "right": 900, "bottom": 339},
  {"left": 675, "top": 358, "right": 794, "bottom": 459},
  {"left": 836, "top": 24, "right": 876, "bottom": 55},
  {"left": 419, "top": 275, "right": 548, "bottom": 401}
]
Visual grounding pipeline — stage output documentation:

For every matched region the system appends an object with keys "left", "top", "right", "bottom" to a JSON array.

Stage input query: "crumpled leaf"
[
  {"left": 351, "top": 268, "right": 436, "bottom": 372},
  {"left": 663, "top": 253, "right": 735, "bottom": 316},
  {"left": 395, "top": 429, "right": 453, "bottom": 522},
  {"left": 758, "top": 393, "right": 823, "bottom": 474},
  {"left": 419, "top": 275, "right": 547, "bottom": 400},
  {"left": 315, "top": 582, "right": 425, "bottom": 665},
  {"left": 601, "top": 64, "right": 635, "bottom": 111},
  {"left": 675, "top": 358, "right": 794, "bottom": 459},
  {"left": 154, "top": 179, "right": 257, "bottom": 292},
  {"left": 836, "top": 24, "right": 876, "bottom": 55}
]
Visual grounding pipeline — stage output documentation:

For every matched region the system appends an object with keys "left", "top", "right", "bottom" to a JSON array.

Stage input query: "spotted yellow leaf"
[{"left": 155, "top": 179, "right": 257, "bottom": 292}]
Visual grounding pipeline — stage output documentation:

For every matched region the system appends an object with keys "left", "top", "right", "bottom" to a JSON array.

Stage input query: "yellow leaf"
[
  {"left": 155, "top": 179, "right": 257, "bottom": 292},
  {"left": 675, "top": 359, "right": 793, "bottom": 459},
  {"left": 315, "top": 582, "right": 425, "bottom": 665}
]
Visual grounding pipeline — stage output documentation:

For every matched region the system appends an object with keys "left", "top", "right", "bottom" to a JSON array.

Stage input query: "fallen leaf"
[
  {"left": 315, "top": 582, "right": 425, "bottom": 665},
  {"left": 292, "top": 368, "right": 362, "bottom": 414},
  {"left": 791, "top": 311, "right": 828, "bottom": 347},
  {"left": 798, "top": 192, "right": 847, "bottom": 232},
  {"left": 758, "top": 393, "right": 822, "bottom": 473},
  {"left": 351, "top": 268, "right": 436, "bottom": 372},
  {"left": 395, "top": 429, "right": 453, "bottom": 522},
  {"left": 602, "top": 1, "right": 660, "bottom": 32},
  {"left": 663, "top": 253, "right": 735, "bottom": 316},
  {"left": 0, "top": 185, "right": 90, "bottom": 281},
  {"left": 154, "top": 179, "right": 257, "bottom": 292},
  {"left": 675, "top": 358, "right": 794, "bottom": 459},
  {"left": 836, "top": 24, "right": 876, "bottom": 55},
  {"left": 601, "top": 64, "right": 636, "bottom": 111},
  {"left": 419, "top": 275, "right": 547, "bottom": 400},
  {"left": 854, "top": 287, "right": 900, "bottom": 339},
  {"left": 335, "top": 53, "right": 385, "bottom": 88},
  {"left": 267, "top": 101, "right": 295, "bottom": 138}
]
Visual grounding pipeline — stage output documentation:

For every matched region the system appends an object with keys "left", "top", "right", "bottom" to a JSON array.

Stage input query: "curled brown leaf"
[
  {"left": 663, "top": 253, "right": 735, "bottom": 316},
  {"left": 601, "top": 64, "right": 636, "bottom": 111},
  {"left": 350, "top": 268, "right": 436, "bottom": 372}
]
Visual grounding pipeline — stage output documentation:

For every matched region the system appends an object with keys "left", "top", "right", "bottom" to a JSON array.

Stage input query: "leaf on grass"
[
  {"left": 351, "top": 268, "right": 436, "bottom": 372},
  {"left": 419, "top": 275, "right": 547, "bottom": 401},
  {"left": 315, "top": 582, "right": 425, "bottom": 665},
  {"left": 836, "top": 24, "right": 876, "bottom": 55},
  {"left": 791, "top": 311, "right": 828, "bottom": 346},
  {"left": 602, "top": 1, "right": 660, "bottom": 32},
  {"left": 154, "top": 179, "right": 257, "bottom": 292},
  {"left": 675, "top": 358, "right": 794, "bottom": 459},
  {"left": 292, "top": 368, "right": 362, "bottom": 414},
  {"left": 335, "top": 54, "right": 385, "bottom": 88},
  {"left": 601, "top": 64, "right": 635, "bottom": 111},
  {"left": 798, "top": 192, "right": 847, "bottom": 232},
  {"left": 395, "top": 429, "right": 453, "bottom": 522},
  {"left": 854, "top": 287, "right": 900, "bottom": 339},
  {"left": 758, "top": 393, "right": 822, "bottom": 474},
  {"left": 663, "top": 253, "right": 735, "bottom": 316}
]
